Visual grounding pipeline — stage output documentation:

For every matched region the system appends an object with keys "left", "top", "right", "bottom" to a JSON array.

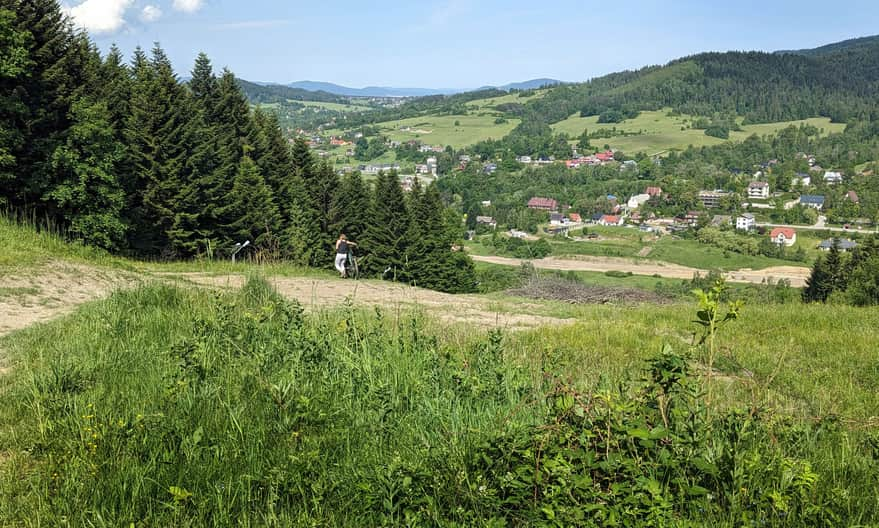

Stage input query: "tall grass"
[{"left": 0, "top": 277, "right": 877, "bottom": 525}]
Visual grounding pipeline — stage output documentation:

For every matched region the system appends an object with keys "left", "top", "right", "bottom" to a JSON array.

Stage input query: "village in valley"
[{"left": 293, "top": 116, "right": 873, "bottom": 267}]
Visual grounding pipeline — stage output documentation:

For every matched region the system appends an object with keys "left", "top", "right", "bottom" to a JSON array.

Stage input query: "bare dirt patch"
[
  {"left": 0, "top": 262, "right": 135, "bottom": 338},
  {"left": 178, "top": 274, "right": 573, "bottom": 330},
  {"left": 471, "top": 255, "right": 810, "bottom": 287},
  {"left": 508, "top": 277, "right": 671, "bottom": 305}
]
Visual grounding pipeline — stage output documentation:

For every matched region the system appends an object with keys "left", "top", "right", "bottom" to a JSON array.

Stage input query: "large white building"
[
  {"left": 627, "top": 194, "right": 651, "bottom": 209},
  {"left": 736, "top": 213, "right": 756, "bottom": 231},
  {"left": 747, "top": 181, "right": 769, "bottom": 199}
]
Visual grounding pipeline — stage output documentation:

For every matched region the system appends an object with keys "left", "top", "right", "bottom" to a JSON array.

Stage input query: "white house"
[
  {"left": 747, "top": 181, "right": 769, "bottom": 199},
  {"left": 770, "top": 227, "right": 797, "bottom": 247},
  {"left": 627, "top": 194, "right": 651, "bottom": 209},
  {"left": 736, "top": 213, "right": 756, "bottom": 231},
  {"left": 426, "top": 157, "right": 438, "bottom": 175},
  {"left": 791, "top": 173, "right": 811, "bottom": 187},
  {"left": 824, "top": 171, "right": 843, "bottom": 184}
]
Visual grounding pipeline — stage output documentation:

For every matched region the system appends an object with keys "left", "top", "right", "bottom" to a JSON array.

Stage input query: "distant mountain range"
[{"left": 265, "top": 78, "right": 564, "bottom": 98}]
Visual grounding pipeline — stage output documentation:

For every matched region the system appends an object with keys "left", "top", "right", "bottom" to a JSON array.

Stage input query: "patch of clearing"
[
  {"left": 176, "top": 273, "right": 573, "bottom": 330},
  {"left": 0, "top": 261, "right": 135, "bottom": 338},
  {"left": 470, "top": 254, "right": 811, "bottom": 287}
]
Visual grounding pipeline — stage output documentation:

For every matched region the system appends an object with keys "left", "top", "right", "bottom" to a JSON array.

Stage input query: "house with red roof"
[
  {"left": 598, "top": 214, "right": 623, "bottom": 226},
  {"left": 846, "top": 190, "right": 860, "bottom": 203},
  {"left": 568, "top": 213, "right": 582, "bottom": 223},
  {"left": 527, "top": 197, "right": 558, "bottom": 211},
  {"left": 646, "top": 186, "right": 663, "bottom": 197},
  {"left": 770, "top": 227, "right": 797, "bottom": 247},
  {"left": 595, "top": 150, "right": 615, "bottom": 162}
]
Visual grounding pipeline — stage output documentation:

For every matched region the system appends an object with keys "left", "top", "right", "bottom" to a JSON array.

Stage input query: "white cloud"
[
  {"left": 140, "top": 4, "right": 162, "bottom": 23},
  {"left": 63, "top": 0, "right": 134, "bottom": 34},
  {"left": 172, "top": 0, "right": 204, "bottom": 13}
]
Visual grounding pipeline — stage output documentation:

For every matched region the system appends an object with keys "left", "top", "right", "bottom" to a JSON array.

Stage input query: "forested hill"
[
  {"left": 504, "top": 38, "right": 879, "bottom": 125},
  {"left": 776, "top": 34, "right": 879, "bottom": 57},
  {"left": 236, "top": 79, "right": 347, "bottom": 104},
  {"left": 346, "top": 36, "right": 879, "bottom": 129}
]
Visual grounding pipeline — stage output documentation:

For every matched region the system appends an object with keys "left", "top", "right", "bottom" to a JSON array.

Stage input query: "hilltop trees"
[{"left": 0, "top": 0, "right": 478, "bottom": 293}]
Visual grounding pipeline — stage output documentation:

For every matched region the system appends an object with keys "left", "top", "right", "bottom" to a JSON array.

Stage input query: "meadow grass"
[
  {"left": 371, "top": 114, "right": 520, "bottom": 149},
  {"left": 0, "top": 214, "right": 131, "bottom": 272},
  {"left": 298, "top": 100, "right": 373, "bottom": 112},
  {"left": 464, "top": 89, "right": 546, "bottom": 111},
  {"left": 551, "top": 109, "right": 846, "bottom": 155},
  {"left": 650, "top": 237, "right": 805, "bottom": 270},
  {"left": 0, "top": 277, "right": 877, "bottom": 525}
]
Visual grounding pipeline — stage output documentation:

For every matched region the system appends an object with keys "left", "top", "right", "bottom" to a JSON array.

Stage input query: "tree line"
[
  {"left": 1, "top": 0, "right": 475, "bottom": 293},
  {"left": 803, "top": 237, "right": 879, "bottom": 306}
]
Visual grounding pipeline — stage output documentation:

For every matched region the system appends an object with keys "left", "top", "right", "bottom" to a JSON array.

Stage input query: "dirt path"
[
  {"left": 471, "top": 255, "right": 811, "bottom": 287},
  {"left": 0, "top": 262, "right": 135, "bottom": 339},
  {"left": 179, "top": 274, "right": 573, "bottom": 330}
]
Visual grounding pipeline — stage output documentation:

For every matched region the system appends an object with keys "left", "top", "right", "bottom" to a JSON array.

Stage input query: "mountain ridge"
[{"left": 281, "top": 78, "right": 564, "bottom": 97}]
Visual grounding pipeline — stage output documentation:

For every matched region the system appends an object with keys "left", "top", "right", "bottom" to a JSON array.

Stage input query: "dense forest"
[
  {"left": 0, "top": 0, "right": 475, "bottom": 293},
  {"left": 236, "top": 79, "right": 347, "bottom": 105}
]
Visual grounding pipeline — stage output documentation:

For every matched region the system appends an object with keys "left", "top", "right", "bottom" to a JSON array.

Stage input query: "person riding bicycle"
[{"left": 334, "top": 234, "right": 357, "bottom": 278}]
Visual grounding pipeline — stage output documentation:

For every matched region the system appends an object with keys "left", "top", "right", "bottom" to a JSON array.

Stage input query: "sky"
[{"left": 64, "top": 0, "right": 879, "bottom": 89}]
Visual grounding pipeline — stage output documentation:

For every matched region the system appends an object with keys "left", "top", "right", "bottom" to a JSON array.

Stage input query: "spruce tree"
[
  {"left": 46, "top": 99, "right": 126, "bottom": 249},
  {"left": 312, "top": 161, "right": 340, "bottom": 265},
  {"left": 282, "top": 172, "right": 320, "bottom": 266},
  {"left": 0, "top": 7, "right": 30, "bottom": 203},
  {"left": 169, "top": 53, "right": 222, "bottom": 256},
  {"left": 2, "top": 0, "right": 96, "bottom": 209},
  {"left": 363, "top": 171, "right": 410, "bottom": 278},
  {"left": 217, "top": 154, "right": 282, "bottom": 253},
  {"left": 123, "top": 44, "right": 190, "bottom": 255},
  {"left": 405, "top": 183, "right": 476, "bottom": 293},
  {"left": 329, "top": 171, "right": 371, "bottom": 243}
]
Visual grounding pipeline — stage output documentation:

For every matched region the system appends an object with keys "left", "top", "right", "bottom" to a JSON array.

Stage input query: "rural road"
[
  {"left": 756, "top": 221, "right": 878, "bottom": 234},
  {"left": 470, "top": 254, "right": 811, "bottom": 287}
]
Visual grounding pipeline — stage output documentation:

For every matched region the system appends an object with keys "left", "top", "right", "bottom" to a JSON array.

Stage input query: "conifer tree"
[
  {"left": 281, "top": 136, "right": 324, "bottom": 265},
  {"left": 217, "top": 154, "right": 282, "bottom": 253},
  {"left": 282, "top": 172, "right": 320, "bottom": 266},
  {"left": 329, "top": 171, "right": 371, "bottom": 243},
  {"left": 0, "top": 7, "right": 31, "bottom": 203},
  {"left": 405, "top": 183, "right": 476, "bottom": 293},
  {"left": 2, "top": 0, "right": 95, "bottom": 208},
  {"left": 169, "top": 53, "right": 222, "bottom": 256},
  {"left": 98, "top": 45, "right": 131, "bottom": 131},
  {"left": 47, "top": 99, "right": 126, "bottom": 249},
  {"left": 363, "top": 171, "right": 410, "bottom": 278},
  {"left": 123, "top": 44, "right": 190, "bottom": 255},
  {"left": 312, "top": 161, "right": 341, "bottom": 265}
]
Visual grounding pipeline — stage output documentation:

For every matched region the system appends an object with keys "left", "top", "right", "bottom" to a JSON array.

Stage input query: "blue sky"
[{"left": 65, "top": 0, "right": 879, "bottom": 88}]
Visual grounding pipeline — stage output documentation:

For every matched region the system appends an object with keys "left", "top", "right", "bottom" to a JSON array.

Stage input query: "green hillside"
[{"left": 552, "top": 110, "right": 846, "bottom": 155}]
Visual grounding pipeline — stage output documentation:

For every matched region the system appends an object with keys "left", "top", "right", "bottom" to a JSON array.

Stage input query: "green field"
[
  {"left": 299, "top": 100, "right": 373, "bottom": 112},
  {"left": 552, "top": 110, "right": 847, "bottom": 155},
  {"left": 465, "top": 89, "right": 546, "bottom": 111},
  {"left": 1, "top": 218, "right": 878, "bottom": 525},
  {"left": 369, "top": 114, "right": 520, "bottom": 149},
  {"left": 471, "top": 227, "right": 814, "bottom": 271}
]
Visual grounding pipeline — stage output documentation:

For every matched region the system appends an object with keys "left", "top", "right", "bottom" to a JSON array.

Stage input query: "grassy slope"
[
  {"left": 552, "top": 109, "right": 846, "bottom": 155},
  {"left": 369, "top": 114, "right": 520, "bottom": 149},
  {"left": 1, "top": 221, "right": 878, "bottom": 524},
  {"left": 469, "top": 227, "right": 813, "bottom": 271}
]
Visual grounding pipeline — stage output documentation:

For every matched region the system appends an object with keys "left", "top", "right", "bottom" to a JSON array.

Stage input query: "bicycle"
[{"left": 344, "top": 246, "right": 359, "bottom": 279}]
